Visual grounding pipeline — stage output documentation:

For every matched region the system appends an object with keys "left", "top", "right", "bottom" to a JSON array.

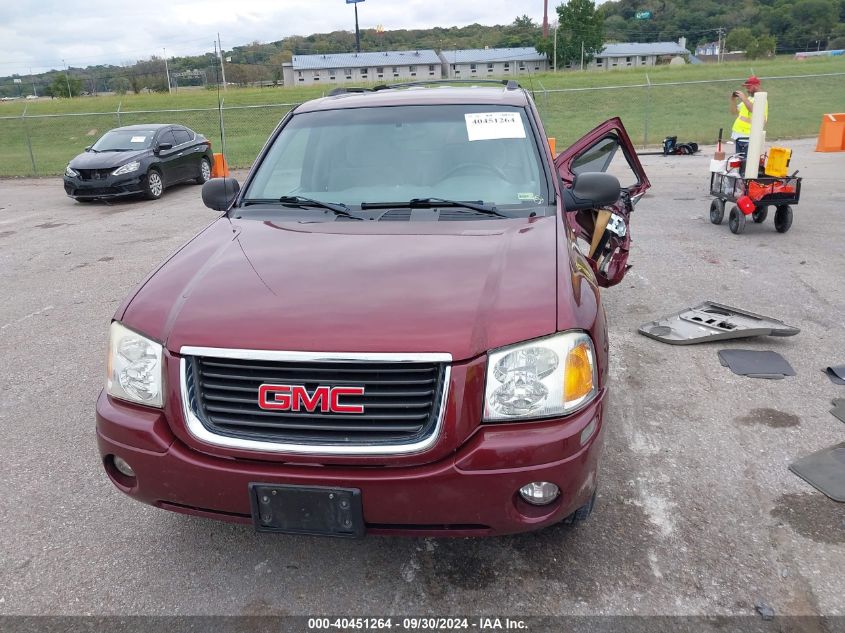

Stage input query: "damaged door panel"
[
  {"left": 555, "top": 117, "right": 650, "bottom": 288},
  {"left": 638, "top": 301, "right": 800, "bottom": 345}
]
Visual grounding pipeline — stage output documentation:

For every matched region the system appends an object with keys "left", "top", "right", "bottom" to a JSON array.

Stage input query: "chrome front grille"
[{"left": 180, "top": 348, "right": 451, "bottom": 455}]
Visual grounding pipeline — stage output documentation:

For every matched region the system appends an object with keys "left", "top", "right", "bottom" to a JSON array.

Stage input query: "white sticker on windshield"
[
  {"left": 465, "top": 112, "right": 526, "bottom": 142},
  {"left": 130, "top": 136, "right": 147, "bottom": 143}
]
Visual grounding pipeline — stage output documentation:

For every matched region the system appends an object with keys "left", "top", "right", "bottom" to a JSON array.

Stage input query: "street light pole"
[
  {"left": 163, "top": 47, "right": 172, "bottom": 94},
  {"left": 354, "top": 2, "right": 361, "bottom": 53},
  {"left": 553, "top": 23, "right": 558, "bottom": 72}
]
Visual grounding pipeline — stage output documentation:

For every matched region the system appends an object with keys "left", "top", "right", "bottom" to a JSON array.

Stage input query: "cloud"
[{"left": 1, "top": 0, "right": 547, "bottom": 75}]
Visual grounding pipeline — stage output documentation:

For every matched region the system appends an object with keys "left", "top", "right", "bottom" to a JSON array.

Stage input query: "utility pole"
[
  {"left": 217, "top": 32, "right": 227, "bottom": 90},
  {"left": 62, "top": 59, "right": 73, "bottom": 97},
  {"left": 163, "top": 47, "right": 172, "bottom": 94},
  {"left": 717, "top": 27, "right": 725, "bottom": 64},
  {"left": 543, "top": 0, "right": 549, "bottom": 38},
  {"left": 30, "top": 68, "right": 37, "bottom": 97},
  {"left": 580, "top": 41, "right": 585, "bottom": 71},
  {"left": 553, "top": 23, "right": 558, "bottom": 72}
]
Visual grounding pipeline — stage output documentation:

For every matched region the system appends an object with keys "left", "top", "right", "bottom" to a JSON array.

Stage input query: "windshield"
[
  {"left": 244, "top": 105, "right": 546, "bottom": 208},
  {"left": 92, "top": 129, "right": 156, "bottom": 151}
]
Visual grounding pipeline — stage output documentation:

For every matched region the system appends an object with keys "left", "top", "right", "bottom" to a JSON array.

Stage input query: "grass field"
[{"left": 1, "top": 55, "right": 842, "bottom": 176}]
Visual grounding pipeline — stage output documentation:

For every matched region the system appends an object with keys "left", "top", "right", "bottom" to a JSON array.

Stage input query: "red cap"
[{"left": 743, "top": 76, "right": 761, "bottom": 87}]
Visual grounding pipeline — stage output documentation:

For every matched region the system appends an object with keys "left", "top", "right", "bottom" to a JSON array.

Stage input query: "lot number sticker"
[
  {"left": 130, "top": 136, "right": 147, "bottom": 143},
  {"left": 465, "top": 112, "right": 526, "bottom": 141}
]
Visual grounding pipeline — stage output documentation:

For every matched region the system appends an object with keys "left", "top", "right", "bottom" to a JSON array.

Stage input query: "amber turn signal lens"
[{"left": 564, "top": 342, "right": 594, "bottom": 402}]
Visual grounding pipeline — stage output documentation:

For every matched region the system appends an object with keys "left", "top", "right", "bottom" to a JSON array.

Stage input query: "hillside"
[
  {"left": 600, "top": 0, "right": 845, "bottom": 53},
  {"left": 1, "top": 1, "right": 843, "bottom": 98}
]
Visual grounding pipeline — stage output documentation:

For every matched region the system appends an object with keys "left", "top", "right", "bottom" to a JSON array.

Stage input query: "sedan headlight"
[
  {"left": 483, "top": 331, "right": 597, "bottom": 421},
  {"left": 65, "top": 164, "right": 78, "bottom": 177},
  {"left": 106, "top": 322, "right": 164, "bottom": 407},
  {"left": 112, "top": 161, "right": 140, "bottom": 176}
]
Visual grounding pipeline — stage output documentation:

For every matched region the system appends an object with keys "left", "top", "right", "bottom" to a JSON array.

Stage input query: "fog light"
[
  {"left": 519, "top": 482, "right": 560, "bottom": 506},
  {"left": 112, "top": 455, "right": 135, "bottom": 478}
]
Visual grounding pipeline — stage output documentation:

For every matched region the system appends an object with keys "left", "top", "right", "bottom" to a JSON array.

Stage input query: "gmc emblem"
[{"left": 258, "top": 384, "right": 366, "bottom": 414}]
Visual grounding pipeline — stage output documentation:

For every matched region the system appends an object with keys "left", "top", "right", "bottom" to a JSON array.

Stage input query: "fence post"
[
  {"left": 643, "top": 73, "right": 651, "bottom": 148},
  {"left": 116, "top": 100, "right": 122, "bottom": 127},
  {"left": 21, "top": 105, "right": 37, "bottom": 177}
]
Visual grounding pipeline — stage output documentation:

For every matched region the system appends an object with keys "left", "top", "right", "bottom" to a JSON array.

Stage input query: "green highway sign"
[{"left": 635, "top": 11, "right": 652, "bottom": 19}]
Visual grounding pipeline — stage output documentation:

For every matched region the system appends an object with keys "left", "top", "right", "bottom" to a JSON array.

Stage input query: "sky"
[{"left": 0, "top": 0, "right": 551, "bottom": 76}]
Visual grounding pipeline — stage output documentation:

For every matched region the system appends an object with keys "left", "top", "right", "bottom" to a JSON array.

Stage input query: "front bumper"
[
  {"left": 63, "top": 173, "right": 145, "bottom": 199},
  {"left": 96, "top": 390, "right": 606, "bottom": 537}
]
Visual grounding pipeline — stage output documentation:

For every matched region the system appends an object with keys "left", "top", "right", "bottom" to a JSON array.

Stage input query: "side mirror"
[
  {"left": 562, "top": 172, "right": 621, "bottom": 211},
  {"left": 155, "top": 142, "right": 173, "bottom": 153},
  {"left": 202, "top": 177, "right": 240, "bottom": 211}
]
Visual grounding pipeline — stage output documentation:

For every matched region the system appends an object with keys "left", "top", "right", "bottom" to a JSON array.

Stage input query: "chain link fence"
[
  {"left": 535, "top": 71, "right": 845, "bottom": 150},
  {"left": 0, "top": 102, "right": 295, "bottom": 177},
  {"left": 1, "top": 72, "right": 843, "bottom": 177}
]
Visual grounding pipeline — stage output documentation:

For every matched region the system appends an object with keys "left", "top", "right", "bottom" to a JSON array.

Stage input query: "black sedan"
[{"left": 63, "top": 124, "right": 214, "bottom": 201}]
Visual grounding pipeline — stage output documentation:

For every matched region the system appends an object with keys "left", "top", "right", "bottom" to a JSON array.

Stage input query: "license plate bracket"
[{"left": 249, "top": 483, "right": 364, "bottom": 538}]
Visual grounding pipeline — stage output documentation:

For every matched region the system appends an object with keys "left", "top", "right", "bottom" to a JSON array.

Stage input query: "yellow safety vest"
[{"left": 732, "top": 97, "right": 768, "bottom": 136}]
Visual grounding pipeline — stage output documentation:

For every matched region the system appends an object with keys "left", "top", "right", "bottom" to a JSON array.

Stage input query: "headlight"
[
  {"left": 483, "top": 331, "right": 597, "bottom": 421},
  {"left": 106, "top": 322, "right": 164, "bottom": 407},
  {"left": 65, "top": 165, "right": 78, "bottom": 177},
  {"left": 112, "top": 161, "right": 140, "bottom": 176}
]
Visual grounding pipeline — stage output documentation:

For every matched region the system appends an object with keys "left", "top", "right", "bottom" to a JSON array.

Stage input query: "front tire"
[
  {"left": 752, "top": 207, "right": 768, "bottom": 223},
  {"left": 709, "top": 199, "right": 725, "bottom": 224},
  {"left": 563, "top": 491, "right": 596, "bottom": 525},
  {"left": 195, "top": 157, "right": 212, "bottom": 185},
  {"left": 729, "top": 206, "right": 746, "bottom": 234},
  {"left": 774, "top": 205, "right": 793, "bottom": 233},
  {"left": 143, "top": 168, "right": 164, "bottom": 200}
]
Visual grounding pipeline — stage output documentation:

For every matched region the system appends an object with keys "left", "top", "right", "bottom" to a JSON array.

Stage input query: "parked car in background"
[
  {"left": 63, "top": 124, "right": 213, "bottom": 202},
  {"left": 96, "top": 81, "right": 650, "bottom": 537}
]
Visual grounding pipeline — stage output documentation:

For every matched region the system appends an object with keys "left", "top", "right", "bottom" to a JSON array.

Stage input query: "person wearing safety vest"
[{"left": 730, "top": 75, "right": 768, "bottom": 140}]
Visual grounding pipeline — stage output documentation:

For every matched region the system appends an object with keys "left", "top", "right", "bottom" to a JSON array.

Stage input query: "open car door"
[{"left": 555, "top": 117, "right": 650, "bottom": 287}]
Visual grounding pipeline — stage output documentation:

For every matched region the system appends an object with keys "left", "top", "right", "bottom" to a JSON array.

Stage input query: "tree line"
[
  {"left": 1, "top": 2, "right": 843, "bottom": 98},
  {"left": 538, "top": 0, "right": 844, "bottom": 69}
]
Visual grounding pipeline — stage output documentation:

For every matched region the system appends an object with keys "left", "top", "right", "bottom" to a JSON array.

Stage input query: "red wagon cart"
[{"left": 709, "top": 172, "right": 801, "bottom": 234}]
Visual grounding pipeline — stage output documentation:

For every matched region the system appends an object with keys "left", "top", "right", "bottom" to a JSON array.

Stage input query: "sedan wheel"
[
  {"left": 144, "top": 169, "right": 164, "bottom": 200},
  {"left": 196, "top": 157, "right": 212, "bottom": 184}
]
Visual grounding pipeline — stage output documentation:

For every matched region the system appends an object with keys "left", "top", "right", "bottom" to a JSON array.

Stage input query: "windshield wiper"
[
  {"left": 277, "top": 195, "right": 362, "bottom": 220},
  {"left": 361, "top": 197, "right": 507, "bottom": 217}
]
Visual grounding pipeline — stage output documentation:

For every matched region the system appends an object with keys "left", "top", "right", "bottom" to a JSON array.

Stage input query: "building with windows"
[
  {"left": 587, "top": 38, "right": 689, "bottom": 70},
  {"left": 439, "top": 47, "right": 548, "bottom": 78},
  {"left": 282, "top": 50, "right": 442, "bottom": 86},
  {"left": 695, "top": 41, "right": 721, "bottom": 57}
]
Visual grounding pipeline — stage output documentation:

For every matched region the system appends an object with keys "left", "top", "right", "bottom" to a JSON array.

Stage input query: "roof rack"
[
  {"left": 327, "top": 86, "right": 373, "bottom": 96},
  {"left": 328, "top": 79, "right": 520, "bottom": 96}
]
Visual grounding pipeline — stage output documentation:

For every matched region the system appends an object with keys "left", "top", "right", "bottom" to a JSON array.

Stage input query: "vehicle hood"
[
  {"left": 122, "top": 216, "right": 560, "bottom": 361},
  {"left": 68, "top": 149, "right": 150, "bottom": 170}
]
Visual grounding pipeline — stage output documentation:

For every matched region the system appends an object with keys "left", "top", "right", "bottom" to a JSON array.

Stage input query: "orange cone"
[{"left": 211, "top": 153, "right": 230, "bottom": 177}]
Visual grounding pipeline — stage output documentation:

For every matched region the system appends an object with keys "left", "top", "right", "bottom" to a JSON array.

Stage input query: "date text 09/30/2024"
[{"left": 307, "top": 617, "right": 529, "bottom": 631}]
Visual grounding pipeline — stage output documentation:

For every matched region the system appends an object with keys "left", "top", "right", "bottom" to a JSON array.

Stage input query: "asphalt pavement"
[{"left": 0, "top": 138, "right": 842, "bottom": 617}]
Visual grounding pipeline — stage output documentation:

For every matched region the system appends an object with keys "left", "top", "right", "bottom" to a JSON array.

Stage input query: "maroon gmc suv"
[{"left": 97, "top": 81, "right": 649, "bottom": 537}]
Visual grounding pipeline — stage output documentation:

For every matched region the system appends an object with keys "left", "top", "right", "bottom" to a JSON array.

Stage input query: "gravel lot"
[{"left": 0, "top": 138, "right": 842, "bottom": 617}]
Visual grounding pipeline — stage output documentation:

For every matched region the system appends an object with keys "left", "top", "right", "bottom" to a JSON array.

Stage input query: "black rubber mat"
[
  {"left": 825, "top": 365, "right": 845, "bottom": 385},
  {"left": 831, "top": 399, "right": 845, "bottom": 424},
  {"left": 789, "top": 443, "right": 845, "bottom": 502},
  {"left": 718, "top": 349, "right": 796, "bottom": 379}
]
